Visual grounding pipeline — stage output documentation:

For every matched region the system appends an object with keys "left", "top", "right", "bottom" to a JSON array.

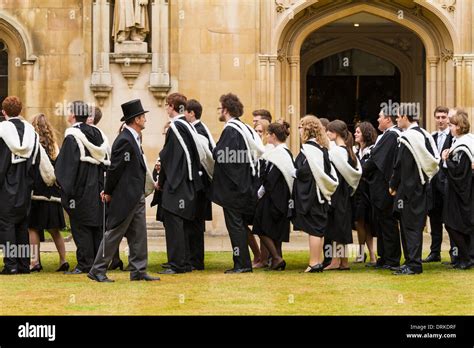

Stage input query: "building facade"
[{"left": 0, "top": 0, "right": 473, "bottom": 228}]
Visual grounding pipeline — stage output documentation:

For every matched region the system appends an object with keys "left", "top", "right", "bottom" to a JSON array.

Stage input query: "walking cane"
[{"left": 102, "top": 171, "right": 106, "bottom": 258}]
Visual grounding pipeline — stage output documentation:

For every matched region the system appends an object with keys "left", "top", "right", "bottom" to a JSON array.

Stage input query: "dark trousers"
[
  {"left": 373, "top": 205, "right": 401, "bottom": 267},
  {"left": 163, "top": 209, "right": 192, "bottom": 273},
  {"left": 399, "top": 216, "right": 424, "bottom": 273},
  {"left": 446, "top": 227, "right": 471, "bottom": 265},
  {"left": 428, "top": 187, "right": 457, "bottom": 257},
  {"left": 223, "top": 208, "right": 252, "bottom": 270},
  {"left": 189, "top": 218, "right": 205, "bottom": 270},
  {"left": 69, "top": 217, "right": 102, "bottom": 272},
  {"left": 0, "top": 218, "right": 30, "bottom": 273},
  {"left": 90, "top": 195, "right": 148, "bottom": 278}
]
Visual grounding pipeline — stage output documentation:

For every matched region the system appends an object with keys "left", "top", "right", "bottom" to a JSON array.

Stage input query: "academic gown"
[
  {"left": 211, "top": 121, "right": 258, "bottom": 216},
  {"left": 0, "top": 119, "right": 38, "bottom": 223},
  {"left": 194, "top": 121, "right": 213, "bottom": 221},
  {"left": 158, "top": 118, "right": 203, "bottom": 220},
  {"left": 327, "top": 146, "right": 356, "bottom": 245},
  {"left": 353, "top": 147, "right": 373, "bottom": 230},
  {"left": 443, "top": 151, "right": 474, "bottom": 235},
  {"left": 390, "top": 127, "right": 436, "bottom": 232},
  {"left": 363, "top": 129, "right": 399, "bottom": 211},
  {"left": 55, "top": 123, "right": 105, "bottom": 227},
  {"left": 292, "top": 141, "right": 332, "bottom": 237},
  {"left": 253, "top": 150, "right": 294, "bottom": 242}
]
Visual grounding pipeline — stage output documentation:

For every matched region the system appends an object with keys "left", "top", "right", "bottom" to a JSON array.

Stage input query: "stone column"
[
  {"left": 258, "top": 55, "right": 269, "bottom": 109},
  {"left": 268, "top": 55, "right": 278, "bottom": 118},
  {"left": 454, "top": 54, "right": 464, "bottom": 107},
  {"left": 288, "top": 56, "right": 300, "bottom": 153},
  {"left": 427, "top": 56, "right": 439, "bottom": 131},
  {"left": 90, "top": 0, "right": 113, "bottom": 106},
  {"left": 464, "top": 55, "right": 473, "bottom": 123},
  {"left": 149, "top": 0, "right": 171, "bottom": 105}
]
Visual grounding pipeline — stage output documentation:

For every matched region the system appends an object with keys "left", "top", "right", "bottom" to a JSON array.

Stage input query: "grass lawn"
[{"left": 0, "top": 251, "right": 472, "bottom": 316}]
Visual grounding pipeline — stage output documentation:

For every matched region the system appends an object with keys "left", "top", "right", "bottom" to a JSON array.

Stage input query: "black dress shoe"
[
  {"left": 393, "top": 267, "right": 421, "bottom": 275},
  {"left": 87, "top": 273, "right": 114, "bottom": 283},
  {"left": 422, "top": 253, "right": 441, "bottom": 263},
  {"left": 158, "top": 268, "right": 183, "bottom": 275},
  {"left": 64, "top": 268, "right": 83, "bottom": 275},
  {"left": 382, "top": 264, "right": 400, "bottom": 271},
  {"left": 56, "top": 262, "right": 70, "bottom": 272},
  {"left": 131, "top": 273, "right": 161, "bottom": 281},
  {"left": 161, "top": 262, "right": 171, "bottom": 269},
  {"left": 453, "top": 262, "right": 471, "bottom": 270},
  {"left": 224, "top": 268, "right": 253, "bottom": 274},
  {"left": 30, "top": 264, "right": 43, "bottom": 272},
  {"left": 0, "top": 268, "right": 18, "bottom": 275},
  {"left": 268, "top": 260, "right": 286, "bottom": 271},
  {"left": 306, "top": 264, "right": 324, "bottom": 273},
  {"left": 108, "top": 260, "right": 124, "bottom": 271},
  {"left": 192, "top": 266, "right": 204, "bottom": 271}
]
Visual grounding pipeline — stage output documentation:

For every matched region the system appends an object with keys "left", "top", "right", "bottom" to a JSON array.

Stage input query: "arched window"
[{"left": 0, "top": 40, "right": 7, "bottom": 106}]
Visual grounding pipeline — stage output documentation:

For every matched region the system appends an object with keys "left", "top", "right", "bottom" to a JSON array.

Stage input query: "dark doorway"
[
  {"left": 306, "top": 49, "right": 400, "bottom": 131},
  {"left": 0, "top": 40, "right": 7, "bottom": 108}
]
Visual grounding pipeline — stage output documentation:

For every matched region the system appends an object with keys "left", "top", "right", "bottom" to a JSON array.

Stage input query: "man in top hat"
[{"left": 88, "top": 99, "right": 159, "bottom": 282}]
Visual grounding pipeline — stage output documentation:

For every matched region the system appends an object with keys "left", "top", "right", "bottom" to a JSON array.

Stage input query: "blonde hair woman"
[
  {"left": 28, "top": 113, "right": 68, "bottom": 272},
  {"left": 293, "top": 115, "right": 338, "bottom": 272}
]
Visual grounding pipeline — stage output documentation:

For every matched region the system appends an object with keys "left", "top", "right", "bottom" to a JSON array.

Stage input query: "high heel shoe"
[
  {"left": 30, "top": 264, "right": 43, "bottom": 272},
  {"left": 269, "top": 260, "right": 286, "bottom": 271},
  {"left": 108, "top": 260, "right": 124, "bottom": 271},
  {"left": 304, "top": 264, "right": 323, "bottom": 273},
  {"left": 56, "top": 262, "right": 70, "bottom": 272}
]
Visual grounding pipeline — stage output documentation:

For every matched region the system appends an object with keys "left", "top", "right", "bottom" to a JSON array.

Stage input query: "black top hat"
[{"left": 120, "top": 99, "right": 149, "bottom": 122}]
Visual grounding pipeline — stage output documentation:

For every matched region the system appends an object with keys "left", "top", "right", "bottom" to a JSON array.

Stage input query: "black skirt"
[
  {"left": 293, "top": 201, "right": 328, "bottom": 238},
  {"left": 28, "top": 200, "right": 66, "bottom": 241}
]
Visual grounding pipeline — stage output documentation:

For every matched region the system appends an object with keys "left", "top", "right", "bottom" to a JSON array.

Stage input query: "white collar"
[
  {"left": 192, "top": 120, "right": 200, "bottom": 126},
  {"left": 407, "top": 122, "right": 419, "bottom": 131},
  {"left": 438, "top": 127, "right": 450, "bottom": 136},
  {"left": 72, "top": 122, "right": 83, "bottom": 127},
  {"left": 124, "top": 125, "right": 141, "bottom": 145},
  {"left": 171, "top": 114, "right": 184, "bottom": 122}
]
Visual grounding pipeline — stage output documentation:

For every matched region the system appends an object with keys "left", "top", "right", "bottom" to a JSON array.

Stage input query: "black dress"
[
  {"left": 352, "top": 146, "right": 375, "bottom": 234},
  {"left": 293, "top": 142, "right": 332, "bottom": 237},
  {"left": 253, "top": 150, "right": 294, "bottom": 242},
  {"left": 28, "top": 156, "right": 66, "bottom": 241},
  {"left": 327, "top": 146, "right": 356, "bottom": 245}
]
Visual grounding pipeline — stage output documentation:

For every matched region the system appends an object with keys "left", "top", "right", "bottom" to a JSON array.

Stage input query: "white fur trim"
[
  {"left": 38, "top": 145, "right": 56, "bottom": 186},
  {"left": 197, "top": 120, "right": 216, "bottom": 149},
  {"left": 261, "top": 144, "right": 295, "bottom": 194},
  {"left": 301, "top": 143, "right": 339, "bottom": 203},
  {"left": 450, "top": 133, "right": 474, "bottom": 163},
  {"left": 31, "top": 195, "right": 61, "bottom": 203},
  {"left": 224, "top": 119, "right": 266, "bottom": 176},
  {"left": 170, "top": 121, "right": 193, "bottom": 181},
  {"left": 398, "top": 128, "right": 440, "bottom": 184},
  {"left": 64, "top": 127, "right": 111, "bottom": 166},
  {"left": 0, "top": 120, "right": 37, "bottom": 160},
  {"left": 329, "top": 145, "right": 362, "bottom": 195}
]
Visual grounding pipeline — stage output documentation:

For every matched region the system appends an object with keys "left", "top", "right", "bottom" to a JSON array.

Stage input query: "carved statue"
[{"left": 113, "top": 0, "right": 150, "bottom": 43}]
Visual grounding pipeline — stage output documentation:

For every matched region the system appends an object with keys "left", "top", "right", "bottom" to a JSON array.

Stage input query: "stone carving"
[
  {"left": 441, "top": 48, "right": 454, "bottom": 62},
  {"left": 440, "top": 0, "right": 456, "bottom": 13},
  {"left": 275, "top": 0, "right": 296, "bottom": 13},
  {"left": 113, "top": 0, "right": 150, "bottom": 43}
]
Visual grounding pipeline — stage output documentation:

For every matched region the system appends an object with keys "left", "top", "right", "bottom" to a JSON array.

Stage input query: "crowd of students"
[{"left": 0, "top": 94, "right": 472, "bottom": 281}]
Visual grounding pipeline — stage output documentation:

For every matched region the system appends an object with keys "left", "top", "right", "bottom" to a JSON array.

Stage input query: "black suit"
[
  {"left": 90, "top": 127, "right": 149, "bottom": 279},
  {"left": 428, "top": 130, "right": 454, "bottom": 258}
]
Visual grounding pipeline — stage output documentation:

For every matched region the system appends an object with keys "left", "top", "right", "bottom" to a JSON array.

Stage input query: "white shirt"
[
  {"left": 436, "top": 127, "right": 450, "bottom": 153},
  {"left": 124, "top": 125, "right": 141, "bottom": 149},
  {"left": 407, "top": 122, "right": 419, "bottom": 131}
]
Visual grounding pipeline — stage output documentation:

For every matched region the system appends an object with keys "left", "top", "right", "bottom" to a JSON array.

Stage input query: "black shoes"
[
  {"left": 267, "top": 260, "right": 286, "bottom": 271},
  {"left": 56, "top": 262, "right": 70, "bottom": 272},
  {"left": 30, "top": 264, "right": 43, "bottom": 272},
  {"left": 131, "top": 273, "right": 161, "bottom": 281},
  {"left": 64, "top": 268, "right": 84, "bottom": 275},
  {"left": 305, "top": 264, "right": 324, "bottom": 273},
  {"left": 108, "top": 260, "right": 124, "bottom": 271},
  {"left": 158, "top": 268, "right": 183, "bottom": 275},
  {"left": 452, "top": 262, "right": 471, "bottom": 270},
  {"left": 0, "top": 268, "right": 18, "bottom": 275},
  {"left": 393, "top": 265, "right": 421, "bottom": 275},
  {"left": 87, "top": 272, "right": 115, "bottom": 283},
  {"left": 422, "top": 253, "right": 441, "bottom": 263},
  {"left": 161, "top": 262, "right": 171, "bottom": 269},
  {"left": 224, "top": 268, "right": 253, "bottom": 274}
]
